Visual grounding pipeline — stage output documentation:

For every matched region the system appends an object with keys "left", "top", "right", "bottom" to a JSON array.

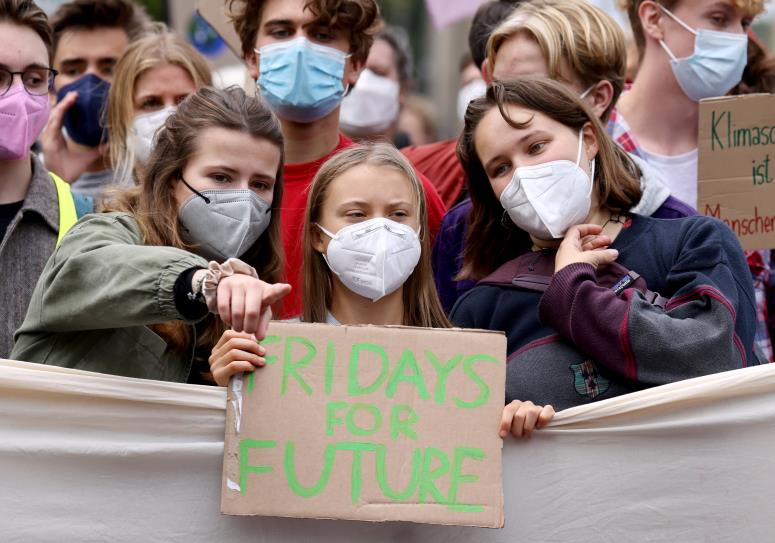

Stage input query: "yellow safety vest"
[{"left": 49, "top": 172, "right": 78, "bottom": 246}]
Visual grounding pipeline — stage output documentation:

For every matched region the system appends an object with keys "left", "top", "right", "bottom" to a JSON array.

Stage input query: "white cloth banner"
[{"left": 2, "top": 359, "right": 775, "bottom": 542}]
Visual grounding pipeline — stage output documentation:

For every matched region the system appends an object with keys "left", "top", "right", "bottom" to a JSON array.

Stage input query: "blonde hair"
[
  {"left": 621, "top": 0, "right": 765, "bottom": 57},
  {"left": 486, "top": 0, "right": 626, "bottom": 121},
  {"left": 107, "top": 24, "right": 212, "bottom": 185},
  {"left": 301, "top": 143, "right": 450, "bottom": 328}
]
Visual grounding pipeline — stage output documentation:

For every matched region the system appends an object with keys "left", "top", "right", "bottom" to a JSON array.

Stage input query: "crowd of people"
[{"left": 1, "top": 0, "right": 772, "bottom": 439}]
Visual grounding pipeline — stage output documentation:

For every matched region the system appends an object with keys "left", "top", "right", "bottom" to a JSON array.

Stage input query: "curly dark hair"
[{"left": 229, "top": 0, "right": 381, "bottom": 63}]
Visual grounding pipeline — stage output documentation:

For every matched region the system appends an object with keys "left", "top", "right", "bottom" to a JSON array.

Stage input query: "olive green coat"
[{"left": 11, "top": 212, "right": 209, "bottom": 382}]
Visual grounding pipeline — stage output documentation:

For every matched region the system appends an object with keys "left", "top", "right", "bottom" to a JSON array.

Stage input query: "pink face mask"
[{"left": 0, "top": 84, "right": 50, "bottom": 161}]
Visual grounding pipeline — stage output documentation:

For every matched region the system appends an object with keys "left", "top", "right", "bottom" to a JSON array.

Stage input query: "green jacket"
[{"left": 11, "top": 212, "right": 209, "bottom": 382}]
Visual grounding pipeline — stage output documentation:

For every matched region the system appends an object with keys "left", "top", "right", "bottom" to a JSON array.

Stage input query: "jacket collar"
[{"left": 20, "top": 154, "right": 59, "bottom": 233}]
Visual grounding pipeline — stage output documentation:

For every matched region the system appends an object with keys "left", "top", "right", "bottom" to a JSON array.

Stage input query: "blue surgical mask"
[
  {"left": 255, "top": 37, "right": 350, "bottom": 123},
  {"left": 56, "top": 73, "right": 110, "bottom": 147},
  {"left": 658, "top": 5, "right": 748, "bottom": 102}
]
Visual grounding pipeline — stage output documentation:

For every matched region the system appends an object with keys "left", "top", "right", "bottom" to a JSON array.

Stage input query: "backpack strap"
[
  {"left": 478, "top": 250, "right": 556, "bottom": 291},
  {"left": 478, "top": 249, "right": 668, "bottom": 308},
  {"left": 510, "top": 274, "right": 552, "bottom": 292},
  {"left": 641, "top": 289, "right": 668, "bottom": 310}
]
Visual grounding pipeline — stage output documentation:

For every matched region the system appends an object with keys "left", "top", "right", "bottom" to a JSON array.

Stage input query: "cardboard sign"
[
  {"left": 196, "top": 0, "right": 242, "bottom": 58},
  {"left": 221, "top": 322, "right": 506, "bottom": 528},
  {"left": 698, "top": 94, "right": 775, "bottom": 250}
]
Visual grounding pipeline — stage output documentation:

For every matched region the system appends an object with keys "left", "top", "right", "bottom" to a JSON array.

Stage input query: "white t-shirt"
[{"left": 638, "top": 147, "right": 699, "bottom": 209}]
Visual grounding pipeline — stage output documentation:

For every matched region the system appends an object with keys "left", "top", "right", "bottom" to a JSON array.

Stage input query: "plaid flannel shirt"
[{"left": 608, "top": 108, "right": 773, "bottom": 362}]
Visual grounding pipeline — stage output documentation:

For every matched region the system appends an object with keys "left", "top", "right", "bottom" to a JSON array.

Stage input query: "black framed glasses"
[{"left": 0, "top": 67, "right": 58, "bottom": 96}]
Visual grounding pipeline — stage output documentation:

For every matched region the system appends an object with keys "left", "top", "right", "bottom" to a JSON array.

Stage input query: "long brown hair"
[
  {"left": 103, "top": 85, "right": 285, "bottom": 354},
  {"left": 457, "top": 77, "right": 642, "bottom": 280},
  {"left": 301, "top": 143, "right": 450, "bottom": 328}
]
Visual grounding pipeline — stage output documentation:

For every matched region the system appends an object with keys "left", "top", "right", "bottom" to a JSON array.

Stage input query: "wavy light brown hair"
[
  {"left": 229, "top": 0, "right": 381, "bottom": 64},
  {"left": 301, "top": 143, "right": 450, "bottom": 328},
  {"left": 108, "top": 25, "right": 213, "bottom": 185},
  {"left": 104, "top": 86, "right": 285, "bottom": 355},
  {"left": 457, "top": 77, "right": 642, "bottom": 280}
]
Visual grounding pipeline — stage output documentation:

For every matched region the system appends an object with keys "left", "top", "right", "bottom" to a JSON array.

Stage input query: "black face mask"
[{"left": 56, "top": 73, "right": 110, "bottom": 147}]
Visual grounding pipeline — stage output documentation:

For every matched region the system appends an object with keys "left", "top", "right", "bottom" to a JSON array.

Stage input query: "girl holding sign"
[
  {"left": 300, "top": 143, "right": 450, "bottom": 328},
  {"left": 301, "top": 144, "right": 554, "bottom": 440},
  {"left": 13, "top": 86, "right": 289, "bottom": 384},
  {"left": 207, "top": 143, "right": 450, "bottom": 387},
  {"left": 452, "top": 77, "right": 758, "bottom": 419}
]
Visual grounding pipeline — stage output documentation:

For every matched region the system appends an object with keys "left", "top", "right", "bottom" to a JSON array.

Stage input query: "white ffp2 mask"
[
  {"left": 129, "top": 106, "right": 176, "bottom": 164},
  {"left": 499, "top": 131, "right": 593, "bottom": 240},
  {"left": 317, "top": 217, "right": 421, "bottom": 301},
  {"left": 457, "top": 78, "right": 487, "bottom": 122},
  {"left": 340, "top": 69, "right": 400, "bottom": 136}
]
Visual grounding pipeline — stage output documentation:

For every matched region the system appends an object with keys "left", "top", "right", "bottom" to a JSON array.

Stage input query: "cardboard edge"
[
  {"left": 220, "top": 379, "right": 234, "bottom": 513},
  {"left": 699, "top": 93, "right": 774, "bottom": 105},
  {"left": 220, "top": 322, "right": 507, "bottom": 526},
  {"left": 195, "top": 0, "right": 243, "bottom": 59},
  {"left": 219, "top": 507, "right": 505, "bottom": 529},
  {"left": 268, "top": 321, "right": 507, "bottom": 338}
]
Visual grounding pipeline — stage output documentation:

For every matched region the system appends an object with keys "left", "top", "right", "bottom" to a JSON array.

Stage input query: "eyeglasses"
[{"left": 0, "top": 67, "right": 58, "bottom": 97}]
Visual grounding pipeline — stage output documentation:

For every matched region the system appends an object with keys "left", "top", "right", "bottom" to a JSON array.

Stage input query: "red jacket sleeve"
[
  {"left": 402, "top": 140, "right": 466, "bottom": 208},
  {"left": 418, "top": 171, "right": 445, "bottom": 243}
]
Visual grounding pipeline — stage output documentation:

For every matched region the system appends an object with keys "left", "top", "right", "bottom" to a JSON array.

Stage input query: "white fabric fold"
[{"left": 2, "top": 358, "right": 774, "bottom": 542}]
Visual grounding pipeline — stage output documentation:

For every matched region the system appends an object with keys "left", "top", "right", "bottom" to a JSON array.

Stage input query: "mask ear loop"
[
  {"left": 576, "top": 129, "right": 596, "bottom": 185},
  {"left": 575, "top": 129, "right": 585, "bottom": 167},
  {"left": 579, "top": 84, "right": 596, "bottom": 100},
  {"left": 658, "top": 40, "right": 679, "bottom": 61},
  {"left": 314, "top": 223, "right": 343, "bottom": 278},
  {"left": 179, "top": 176, "right": 211, "bottom": 204},
  {"left": 314, "top": 222, "right": 338, "bottom": 240},
  {"left": 659, "top": 4, "right": 698, "bottom": 35},
  {"left": 657, "top": 4, "right": 697, "bottom": 61}
]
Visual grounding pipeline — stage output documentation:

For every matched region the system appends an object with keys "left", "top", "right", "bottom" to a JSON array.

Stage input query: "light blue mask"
[
  {"left": 255, "top": 37, "right": 350, "bottom": 123},
  {"left": 658, "top": 5, "right": 748, "bottom": 102}
]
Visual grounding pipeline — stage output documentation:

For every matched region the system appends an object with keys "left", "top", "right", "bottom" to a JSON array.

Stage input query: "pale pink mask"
[{"left": 0, "top": 84, "right": 50, "bottom": 161}]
